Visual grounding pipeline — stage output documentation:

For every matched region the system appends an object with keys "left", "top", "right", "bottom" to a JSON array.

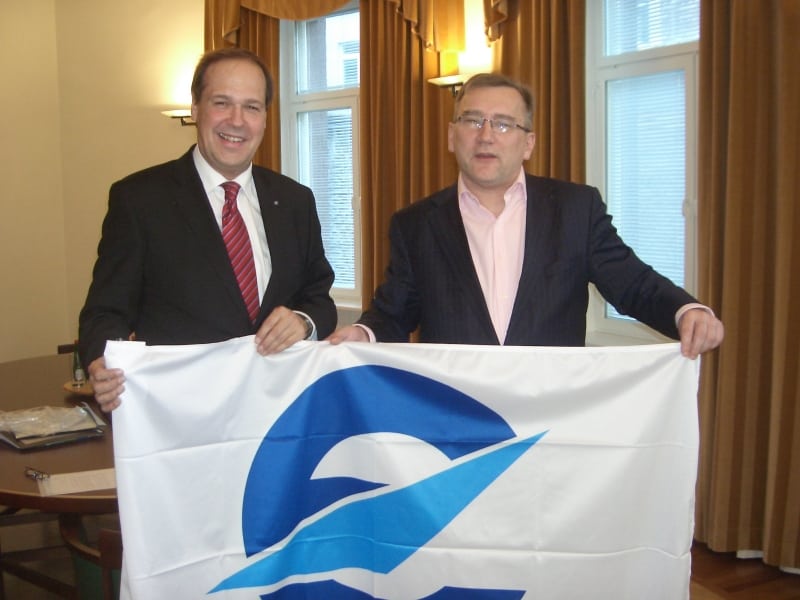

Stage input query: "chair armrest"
[{"left": 59, "top": 513, "right": 101, "bottom": 563}]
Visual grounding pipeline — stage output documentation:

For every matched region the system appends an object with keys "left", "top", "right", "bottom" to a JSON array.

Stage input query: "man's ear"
[{"left": 523, "top": 132, "right": 536, "bottom": 160}]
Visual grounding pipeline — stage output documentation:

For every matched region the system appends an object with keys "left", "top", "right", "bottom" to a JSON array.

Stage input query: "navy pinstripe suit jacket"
[{"left": 359, "top": 174, "right": 696, "bottom": 345}]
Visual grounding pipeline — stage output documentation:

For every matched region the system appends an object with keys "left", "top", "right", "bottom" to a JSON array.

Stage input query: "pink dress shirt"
[{"left": 458, "top": 168, "right": 527, "bottom": 344}]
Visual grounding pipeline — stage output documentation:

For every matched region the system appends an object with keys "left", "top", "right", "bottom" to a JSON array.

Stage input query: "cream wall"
[
  {"left": 0, "top": 0, "right": 202, "bottom": 362},
  {"left": 0, "top": 1, "right": 67, "bottom": 362}
]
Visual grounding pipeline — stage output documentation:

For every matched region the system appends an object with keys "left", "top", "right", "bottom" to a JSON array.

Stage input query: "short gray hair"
[{"left": 454, "top": 73, "right": 534, "bottom": 129}]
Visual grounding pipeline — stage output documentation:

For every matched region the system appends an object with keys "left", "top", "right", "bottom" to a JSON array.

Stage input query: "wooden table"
[
  {"left": 0, "top": 353, "right": 117, "bottom": 598},
  {"left": 0, "top": 354, "right": 116, "bottom": 514}
]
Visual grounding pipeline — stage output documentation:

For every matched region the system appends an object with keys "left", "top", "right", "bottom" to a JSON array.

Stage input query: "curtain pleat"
[
  {"left": 205, "top": 0, "right": 241, "bottom": 49},
  {"left": 360, "top": 0, "right": 459, "bottom": 308},
  {"left": 385, "top": 0, "right": 465, "bottom": 52},
  {"left": 695, "top": 0, "right": 800, "bottom": 569},
  {"left": 484, "top": 0, "right": 511, "bottom": 43},
  {"left": 490, "top": 0, "right": 585, "bottom": 182},
  {"left": 239, "top": 8, "right": 281, "bottom": 171}
]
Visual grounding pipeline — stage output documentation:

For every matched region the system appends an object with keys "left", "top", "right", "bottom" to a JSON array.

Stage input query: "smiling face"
[
  {"left": 191, "top": 58, "right": 267, "bottom": 180},
  {"left": 448, "top": 85, "right": 536, "bottom": 197}
]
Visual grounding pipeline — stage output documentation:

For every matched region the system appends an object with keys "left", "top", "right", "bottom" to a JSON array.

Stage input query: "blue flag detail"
[
  {"left": 240, "top": 366, "right": 519, "bottom": 557},
  {"left": 212, "top": 433, "right": 545, "bottom": 592},
  {"left": 258, "top": 582, "right": 525, "bottom": 599},
  {"left": 215, "top": 365, "right": 544, "bottom": 597}
]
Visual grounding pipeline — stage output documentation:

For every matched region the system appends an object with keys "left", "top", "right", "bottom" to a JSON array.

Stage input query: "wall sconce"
[
  {"left": 427, "top": 73, "right": 470, "bottom": 97},
  {"left": 430, "top": 0, "right": 492, "bottom": 97},
  {"left": 161, "top": 109, "right": 195, "bottom": 126}
]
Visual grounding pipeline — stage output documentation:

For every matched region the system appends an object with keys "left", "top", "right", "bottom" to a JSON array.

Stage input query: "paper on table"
[{"left": 38, "top": 468, "right": 116, "bottom": 497}]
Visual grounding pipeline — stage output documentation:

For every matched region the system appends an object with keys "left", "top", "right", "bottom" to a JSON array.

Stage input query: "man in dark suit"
[
  {"left": 329, "top": 73, "right": 723, "bottom": 357},
  {"left": 81, "top": 48, "right": 336, "bottom": 412}
]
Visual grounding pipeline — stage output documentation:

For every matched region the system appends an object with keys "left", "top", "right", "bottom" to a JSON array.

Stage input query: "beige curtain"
[
  {"left": 359, "top": 0, "right": 464, "bottom": 306},
  {"left": 695, "top": 0, "right": 800, "bottom": 569},
  {"left": 241, "top": 0, "right": 351, "bottom": 19},
  {"left": 487, "top": 0, "right": 585, "bottom": 182},
  {"left": 204, "top": 0, "right": 239, "bottom": 48},
  {"left": 206, "top": 0, "right": 350, "bottom": 45}
]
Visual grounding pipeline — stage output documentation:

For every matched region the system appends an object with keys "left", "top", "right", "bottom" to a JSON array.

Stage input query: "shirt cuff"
[
  {"left": 353, "top": 323, "right": 376, "bottom": 343},
  {"left": 675, "top": 303, "right": 714, "bottom": 328}
]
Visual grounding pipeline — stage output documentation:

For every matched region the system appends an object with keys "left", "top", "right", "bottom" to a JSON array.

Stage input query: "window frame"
[
  {"left": 584, "top": 0, "right": 699, "bottom": 345},
  {"left": 279, "top": 5, "right": 362, "bottom": 309}
]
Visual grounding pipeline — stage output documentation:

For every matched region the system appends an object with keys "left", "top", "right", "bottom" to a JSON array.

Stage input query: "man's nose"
[
  {"left": 229, "top": 104, "right": 245, "bottom": 125},
  {"left": 477, "top": 119, "right": 495, "bottom": 141}
]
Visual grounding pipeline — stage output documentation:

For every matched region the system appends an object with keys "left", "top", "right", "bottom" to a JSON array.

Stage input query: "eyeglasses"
[
  {"left": 454, "top": 115, "right": 532, "bottom": 134},
  {"left": 25, "top": 466, "right": 50, "bottom": 481}
]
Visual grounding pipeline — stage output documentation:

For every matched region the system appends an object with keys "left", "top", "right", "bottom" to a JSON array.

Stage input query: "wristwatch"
[{"left": 299, "top": 313, "right": 314, "bottom": 340}]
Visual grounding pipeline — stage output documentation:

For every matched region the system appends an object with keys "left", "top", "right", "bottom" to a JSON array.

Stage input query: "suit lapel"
[
  {"left": 169, "top": 150, "right": 250, "bottom": 320},
  {"left": 508, "top": 176, "right": 555, "bottom": 331},
  {"left": 427, "top": 189, "right": 498, "bottom": 342}
]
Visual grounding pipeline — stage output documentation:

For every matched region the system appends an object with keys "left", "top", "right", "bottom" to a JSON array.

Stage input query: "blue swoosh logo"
[
  {"left": 240, "top": 366, "right": 518, "bottom": 557},
  {"left": 258, "top": 582, "right": 525, "bottom": 599},
  {"left": 212, "top": 432, "right": 545, "bottom": 592}
]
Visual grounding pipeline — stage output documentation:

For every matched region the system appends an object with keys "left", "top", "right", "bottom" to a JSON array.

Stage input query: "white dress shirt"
[{"left": 192, "top": 146, "right": 271, "bottom": 300}]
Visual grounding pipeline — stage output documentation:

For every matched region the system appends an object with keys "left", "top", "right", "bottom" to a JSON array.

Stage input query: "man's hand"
[
  {"left": 254, "top": 306, "right": 309, "bottom": 355},
  {"left": 678, "top": 308, "right": 724, "bottom": 359},
  {"left": 88, "top": 357, "right": 125, "bottom": 413},
  {"left": 326, "top": 325, "right": 370, "bottom": 344}
]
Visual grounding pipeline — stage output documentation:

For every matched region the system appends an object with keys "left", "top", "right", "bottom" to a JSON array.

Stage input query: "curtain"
[
  {"left": 359, "top": 0, "right": 463, "bottom": 307},
  {"left": 241, "top": 0, "right": 351, "bottom": 19},
  {"left": 484, "top": 0, "right": 510, "bottom": 43},
  {"left": 204, "top": 0, "right": 239, "bottom": 48},
  {"left": 694, "top": 0, "right": 800, "bottom": 569},
  {"left": 206, "top": 0, "right": 349, "bottom": 44},
  {"left": 238, "top": 11, "right": 281, "bottom": 171},
  {"left": 488, "top": 0, "right": 585, "bottom": 182}
]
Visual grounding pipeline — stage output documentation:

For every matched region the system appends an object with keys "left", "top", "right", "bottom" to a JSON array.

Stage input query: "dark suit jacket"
[
  {"left": 79, "top": 147, "right": 336, "bottom": 364},
  {"left": 359, "top": 174, "right": 696, "bottom": 345}
]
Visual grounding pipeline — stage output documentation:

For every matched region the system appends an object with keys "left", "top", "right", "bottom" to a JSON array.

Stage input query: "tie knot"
[{"left": 221, "top": 181, "right": 240, "bottom": 204}]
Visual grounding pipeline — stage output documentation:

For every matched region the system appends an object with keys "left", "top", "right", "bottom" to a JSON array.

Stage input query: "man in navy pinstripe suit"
[{"left": 329, "top": 73, "right": 723, "bottom": 358}]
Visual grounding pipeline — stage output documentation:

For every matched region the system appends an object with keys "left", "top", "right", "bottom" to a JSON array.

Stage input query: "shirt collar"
[
  {"left": 192, "top": 145, "right": 254, "bottom": 195},
  {"left": 457, "top": 167, "right": 527, "bottom": 209}
]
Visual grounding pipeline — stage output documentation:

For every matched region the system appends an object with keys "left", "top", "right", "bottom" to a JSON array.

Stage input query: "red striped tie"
[{"left": 221, "top": 181, "right": 259, "bottom": 323}]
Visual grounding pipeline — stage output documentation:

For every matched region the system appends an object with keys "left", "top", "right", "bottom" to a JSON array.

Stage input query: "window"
[
  {"left": 585, "top": 0, "right": 699, "bottom": 344},
  {"left": 280, "top": 4, "right": 361, "bottom": 308}
]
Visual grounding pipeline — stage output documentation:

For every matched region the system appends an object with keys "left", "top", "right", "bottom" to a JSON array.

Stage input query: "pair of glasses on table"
[{"left": 25, "top": 466, "right": 50, "bottom": 481}]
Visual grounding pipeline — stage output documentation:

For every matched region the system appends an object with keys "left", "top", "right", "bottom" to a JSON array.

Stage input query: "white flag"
[{"left": 106, "top": 338, "right": 699, "bottom": 600}]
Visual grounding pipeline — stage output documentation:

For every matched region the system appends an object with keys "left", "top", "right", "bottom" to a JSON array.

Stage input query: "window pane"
[
  {"left": 296, "top": 11, "right": 360, "bottom": 94},
  {"left": 297, "top": 109, "right": 355, "bottom": 289},
  {"left": 604, "top": 0, "right": 699, "bottom": 56},
  {"left": 605, "top": 70, "right": 685, "bottom": 319}
]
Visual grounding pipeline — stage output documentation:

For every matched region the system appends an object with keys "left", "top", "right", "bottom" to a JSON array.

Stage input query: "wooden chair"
[
  {"left": 58, "top": 514, "right": 122, "bottom": 600},
  {"left": 0, "top": 507, "right": 65, "bottom": 600}
]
